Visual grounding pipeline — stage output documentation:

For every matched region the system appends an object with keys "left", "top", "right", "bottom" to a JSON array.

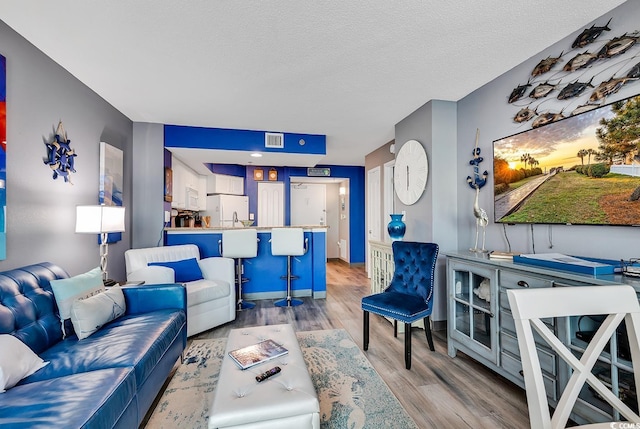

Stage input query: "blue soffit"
[
  {"left": 164, "top": 125, "right": 326, "bottom": 155},
  {"left": 165, "top": 125, "right": 327, "bottom": 170}
]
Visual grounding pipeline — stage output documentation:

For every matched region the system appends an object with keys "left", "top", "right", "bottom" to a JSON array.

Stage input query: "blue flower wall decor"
[{"left": 44, "top": 121, "right": 76, "bottom": 184}]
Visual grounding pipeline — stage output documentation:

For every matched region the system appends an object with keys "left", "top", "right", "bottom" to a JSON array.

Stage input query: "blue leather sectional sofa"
[{"left": 0, "top": 262, "right": 187, "bottom": 428}]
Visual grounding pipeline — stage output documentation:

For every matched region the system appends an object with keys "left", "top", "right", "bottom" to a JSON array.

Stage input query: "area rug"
[{"left": 146, "top": 329, "right": 417, "bottom": 429}]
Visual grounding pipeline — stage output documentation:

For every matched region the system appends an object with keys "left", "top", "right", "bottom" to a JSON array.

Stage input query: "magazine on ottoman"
[{"left": 228, "top": 339, "right": 289, "bottom": 370}]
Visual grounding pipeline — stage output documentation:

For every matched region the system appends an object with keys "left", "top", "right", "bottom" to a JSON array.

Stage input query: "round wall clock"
[{"left": 394, "top": 139, "right": 428, "bottom": 205}]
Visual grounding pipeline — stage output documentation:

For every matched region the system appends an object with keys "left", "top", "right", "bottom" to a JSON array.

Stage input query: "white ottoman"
[{"left": 208, "top": 324, "right": 320, "bottom": 429}]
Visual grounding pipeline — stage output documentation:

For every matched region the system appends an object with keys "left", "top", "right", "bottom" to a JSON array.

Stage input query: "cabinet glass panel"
[
  {"left": 455, "top": 301, "right": 471, "bottom": 336},
  {"left": 618, "top": 368, "right": 638, "bottom": 416},
  {"left": 472, "top": 310, "right": 491, "bottom": 348},
  {"left": 572, "top": 349, "right": 615, "bottom": 419},
  {"left": 454, "top": 270, "right": 470, "bottom": 300},
  {"left": 471, "top": 276, "right": 491, "bottom": 311}
]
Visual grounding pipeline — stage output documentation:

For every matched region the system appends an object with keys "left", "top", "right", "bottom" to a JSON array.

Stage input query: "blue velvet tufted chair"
[{"left": 362, "top": 241, "right": 439, "bottom": 370}]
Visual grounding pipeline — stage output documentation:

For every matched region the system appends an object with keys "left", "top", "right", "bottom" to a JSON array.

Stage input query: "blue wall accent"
[{"left": 164, "top": 125, "right": 326, "bottom": 155}]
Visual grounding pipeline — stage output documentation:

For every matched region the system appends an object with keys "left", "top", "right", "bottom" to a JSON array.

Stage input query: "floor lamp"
[{"left": 75, "top": 205, "right": 125, "bottom": 285}]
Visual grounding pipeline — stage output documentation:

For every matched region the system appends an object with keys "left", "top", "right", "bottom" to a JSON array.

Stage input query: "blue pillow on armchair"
[{"left": 148, "top": 258, "right": 204, "bottom": 282}]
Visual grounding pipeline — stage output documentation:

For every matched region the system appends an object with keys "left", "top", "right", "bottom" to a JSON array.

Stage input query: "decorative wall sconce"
[
  {"left": 268, "top": 168, "right": 278, "bottom": 181},
  {"left": 44, "top": 121, "right": 77, "bottom": 184},
  {"left": 254, "top": 168, "right": 264, "bottom": 181}
]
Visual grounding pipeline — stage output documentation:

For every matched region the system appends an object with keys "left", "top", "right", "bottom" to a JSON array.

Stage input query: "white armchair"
[{"left": 124, "top": 244, "right": 235, "bottom": 336}]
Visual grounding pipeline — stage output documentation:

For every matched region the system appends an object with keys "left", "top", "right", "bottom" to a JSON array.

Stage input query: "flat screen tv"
[{"left": 493, "top": 94, "right": 640, "bottom": 226}]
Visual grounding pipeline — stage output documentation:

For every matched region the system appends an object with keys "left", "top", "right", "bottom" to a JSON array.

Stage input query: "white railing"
[
  {"left": 610, "top": 164, "right": 640, "bottom": 177},
  {"left": 369, "top": 241, "right": 394, "bottom": 295}
]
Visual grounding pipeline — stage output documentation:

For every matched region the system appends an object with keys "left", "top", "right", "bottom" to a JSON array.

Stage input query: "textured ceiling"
[{"left": 0, "top": 1, "right": 628, "bottom": 167}]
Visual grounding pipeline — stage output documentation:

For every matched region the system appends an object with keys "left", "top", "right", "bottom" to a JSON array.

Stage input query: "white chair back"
[
  {"left": 270, "top": 228, "right": 305, "bottom": 256},
  {"left": 507, "top": 285, "right": 640, "bottom": 429},
  {"left": 125, "top": 244, "right": 200, "bottom": 277},
  {"left": 221, "top": 229, "right": 258, "bottom": 258}
]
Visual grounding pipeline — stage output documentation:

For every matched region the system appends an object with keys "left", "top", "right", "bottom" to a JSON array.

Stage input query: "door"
[
  {"left": 257, "top": 182, "right": 284, "bottom": 227},
  {"left": 290, "top": 183, "right": 326, "bottom": 226},
  {"left": 367, "top": 167, "right": 381, "bottom": 276}
]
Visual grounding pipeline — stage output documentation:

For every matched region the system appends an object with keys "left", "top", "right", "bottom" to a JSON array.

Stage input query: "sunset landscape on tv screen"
[{"left": 493, "top": 94, "right": 640, "bottom": 226}]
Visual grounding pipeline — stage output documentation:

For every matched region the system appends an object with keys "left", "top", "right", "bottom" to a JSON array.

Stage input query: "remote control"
[{"left": 256, "top": 366, "right": 281, "bottom": 382}]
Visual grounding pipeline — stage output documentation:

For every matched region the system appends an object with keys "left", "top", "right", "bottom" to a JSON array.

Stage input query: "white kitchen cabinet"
[
  {"left": 171, "top": 161, "right": 185, "bottom": 209},
  {"left": 172, "top": 156, "right": 206, "bottom": 210},
  {"left": 207, "top": 174, "right": 244, "bottom": 195},
  {"left": 197, "top": 175, "right": 207, "bottom": 210}
]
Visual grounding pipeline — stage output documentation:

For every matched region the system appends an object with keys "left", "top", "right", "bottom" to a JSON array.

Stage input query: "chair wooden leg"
[
  {"left": 404, "top": 322, "right": 411, "bottom": 369},
  {"left": 363, "top": 311, "right": 370, "bottom": 351},
  {"left": 424, "top": 316, "right": 435, "bottom": 351},
  {"left": 394, "top": 320, "right": 398, "bottom": 338}
]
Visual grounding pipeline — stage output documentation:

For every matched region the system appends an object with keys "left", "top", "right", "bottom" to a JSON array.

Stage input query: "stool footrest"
[
  {"left": 237, "top": 299, "right": 256, "bottom": 310},
  {"left": 275, "top": 297, "right": 303, "bottom": 307}
]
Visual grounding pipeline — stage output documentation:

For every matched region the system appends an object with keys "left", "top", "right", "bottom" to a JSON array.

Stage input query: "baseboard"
[
  {"left": 432, "top": 320, "right": 446, "bottom": 332},
  {"left": 244, "top": 289, "right": 313, "bottom": 301}
]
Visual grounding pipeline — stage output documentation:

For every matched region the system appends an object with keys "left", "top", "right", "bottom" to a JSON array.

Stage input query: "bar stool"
[
  {"left": 271, "top": 228, "right": 307, "bottom": 307},
  {"left": 219, "top": 229, "right": 258, "bottom": 311}
]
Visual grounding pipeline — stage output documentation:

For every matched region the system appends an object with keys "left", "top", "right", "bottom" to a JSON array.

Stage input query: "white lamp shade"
[{"left": 75, "top": 205, "right": 125, "bottom": 233}]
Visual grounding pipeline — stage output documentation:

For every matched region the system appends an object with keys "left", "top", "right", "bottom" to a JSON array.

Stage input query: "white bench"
[{"left": 209, "top": 324, "right": 320, "bottom": 429}]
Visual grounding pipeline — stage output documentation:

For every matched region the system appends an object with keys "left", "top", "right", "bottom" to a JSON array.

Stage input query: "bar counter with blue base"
[{"left": 165, "top": 226, "right": 327, "bottom": 300}]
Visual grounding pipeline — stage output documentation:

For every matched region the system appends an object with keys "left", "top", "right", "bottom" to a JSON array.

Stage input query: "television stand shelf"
[{"left": 446, "top": 251, "right": 640, "bottom": 425}]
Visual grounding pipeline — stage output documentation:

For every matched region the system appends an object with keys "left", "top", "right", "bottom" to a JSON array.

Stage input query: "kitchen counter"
[
  {"left": 165, "top": 225, "right": 328, "bottom": 232},
  {"left": 164, "top": 227, "right": 327, "bottom": 300}
]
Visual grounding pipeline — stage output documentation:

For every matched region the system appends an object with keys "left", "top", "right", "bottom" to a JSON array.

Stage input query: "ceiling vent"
[{"left": 265, "top": 132, "right": 284, "bottom": 149}]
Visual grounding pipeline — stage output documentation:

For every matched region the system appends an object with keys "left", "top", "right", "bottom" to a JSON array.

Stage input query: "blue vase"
[{"left": 387, "top": 214, "right": 406, "bottom": 241}]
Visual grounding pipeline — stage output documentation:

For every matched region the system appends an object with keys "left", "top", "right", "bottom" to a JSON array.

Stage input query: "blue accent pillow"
[{"left": 148, "top": 258, "right": 204, "bottom": 282}]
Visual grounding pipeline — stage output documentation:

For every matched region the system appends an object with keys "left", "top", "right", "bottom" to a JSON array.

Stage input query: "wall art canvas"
[
  {"left": 0, "top": 54, "right": 6, "bottom": 259},
  {"left": 99, "top": 141, "right": 123, "bottom": 243}
]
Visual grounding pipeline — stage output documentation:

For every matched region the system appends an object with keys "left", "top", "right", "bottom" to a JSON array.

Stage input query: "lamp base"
[{"left": 103, "top": 278, "right": 118, "bottom": 287}]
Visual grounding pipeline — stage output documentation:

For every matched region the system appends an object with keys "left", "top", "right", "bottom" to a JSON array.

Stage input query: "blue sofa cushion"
[
  {"left": 0, "top": 367, "right": 136, "bottom": 429},
  {"left": 20, "top": 309, "right": 186, "bottom": 388},
  {"left": 362, "top": 291, "right": 432, "bottom": 324},
  {"left": 148, "top": 258, "right": 203, "bottom": 282},
  {"left": 0, "top": 263, "right": 68, "bottom": 354}
]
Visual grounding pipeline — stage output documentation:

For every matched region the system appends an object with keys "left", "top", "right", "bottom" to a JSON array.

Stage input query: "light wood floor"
[{"left": 186, "top": 259, "right": 530, "bottom": 428}]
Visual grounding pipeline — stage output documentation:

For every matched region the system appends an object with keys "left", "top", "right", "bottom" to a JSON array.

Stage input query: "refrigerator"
[{"left": 204, "top": 195, "right": 249, "bottom": 227}]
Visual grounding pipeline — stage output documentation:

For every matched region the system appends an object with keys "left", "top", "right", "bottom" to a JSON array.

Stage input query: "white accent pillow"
[
  {"left": 0, "top": 334, "right": 49, "bottom": 392},
  {"left": 50, "top": 267, "right": 105, "bottom": 337},
  {"left": 70, "top": 286, "right": 126, "bottom": 340}
]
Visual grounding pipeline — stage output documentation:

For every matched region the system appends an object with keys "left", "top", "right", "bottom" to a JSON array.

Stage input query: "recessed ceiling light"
[{"left": 250, "top": 153, "right": 263, "bottom": 158}]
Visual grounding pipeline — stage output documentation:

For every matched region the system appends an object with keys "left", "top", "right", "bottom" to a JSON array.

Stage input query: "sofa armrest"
[
  {"left": 198, "top": 257, "right": 235, "bottom": 286},
  {"left": 122, "top": 284, "right": 187, "bottom": 315},
  {"left": 127, "top": 266, "right": 175, "bottom": 284}
]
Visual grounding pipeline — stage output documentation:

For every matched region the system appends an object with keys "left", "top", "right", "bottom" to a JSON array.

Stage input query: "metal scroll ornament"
[{"left": 44, "top": 121, "right": 76, "bottom": 184}]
